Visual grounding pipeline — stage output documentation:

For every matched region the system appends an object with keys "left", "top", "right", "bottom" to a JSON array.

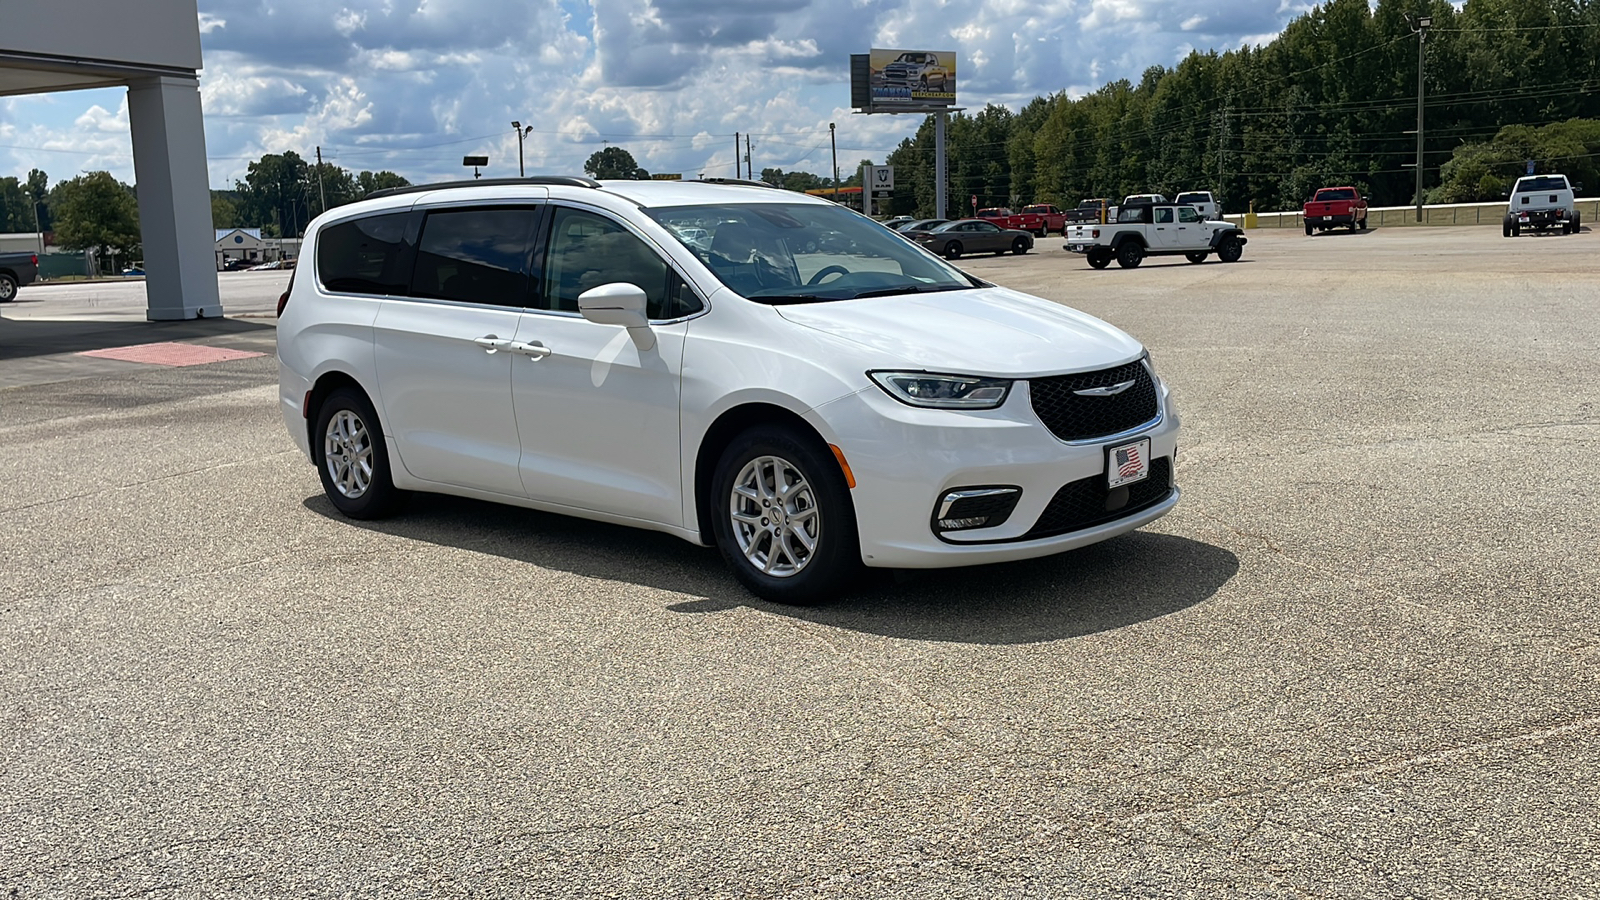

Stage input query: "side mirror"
[{"left": 578, "top": 282, "right": 655, "bottom": 350}]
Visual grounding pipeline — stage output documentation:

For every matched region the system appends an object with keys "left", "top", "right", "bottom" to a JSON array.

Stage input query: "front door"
[{"left": 510, "top": 205, "right": 699, "bottom": 526}]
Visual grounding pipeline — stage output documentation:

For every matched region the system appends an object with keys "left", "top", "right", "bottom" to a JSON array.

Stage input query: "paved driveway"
[{"left": 1, "top": 226, "right": 1596, "bottom": 897}]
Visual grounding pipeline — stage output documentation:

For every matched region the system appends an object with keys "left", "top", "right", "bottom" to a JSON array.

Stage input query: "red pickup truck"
[
  {"left": 1303, "top": 187, "right": 1368, "bottom": 234},
  {"left": 978, "top": 205, "right": 1070, "bottom": 236}
]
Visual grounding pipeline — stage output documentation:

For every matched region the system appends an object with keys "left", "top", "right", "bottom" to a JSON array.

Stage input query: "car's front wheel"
[
  {"left": 711, "top": 426, "right": 860, "bottom": 604},
  {"left": 315, "top": 387, "right": 407, "bottom": 519},
  {"left": 1217, "top": 236, "right": 1243, "bottom": 263}
]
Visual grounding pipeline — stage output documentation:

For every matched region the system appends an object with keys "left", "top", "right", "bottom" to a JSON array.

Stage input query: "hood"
[{"left": 773, "top": 287, "right": 1143, "bottom": 377}]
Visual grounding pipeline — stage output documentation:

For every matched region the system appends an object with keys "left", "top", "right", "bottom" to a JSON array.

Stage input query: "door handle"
[
  {"left": 508, "top": 340, "right": 552, "bottom": 360},
  {"left": 473, "top": 335, "right": 510, "bottom": 353}
]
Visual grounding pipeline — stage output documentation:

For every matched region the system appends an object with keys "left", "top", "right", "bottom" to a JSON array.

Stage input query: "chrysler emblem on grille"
[{"left": 1073, "top": 379, "right": 1136, "bottom": 397}]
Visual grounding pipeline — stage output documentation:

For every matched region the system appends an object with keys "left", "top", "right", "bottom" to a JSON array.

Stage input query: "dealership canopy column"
[{"left": 0, "top": 0, "right": 221, "bottom": 320}]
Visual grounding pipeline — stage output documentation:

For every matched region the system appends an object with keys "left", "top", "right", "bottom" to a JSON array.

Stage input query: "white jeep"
[
  {"left": 1064, "top": 203, "right": 1247, "bottom": 269},
  {"left": 1503, "top": 174, "right": 1581, "bottom": 236}
]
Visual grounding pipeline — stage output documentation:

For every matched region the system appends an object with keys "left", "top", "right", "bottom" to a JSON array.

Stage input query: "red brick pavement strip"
[{"left": 76, "top": 342, "right": 267, "bottom": 367}]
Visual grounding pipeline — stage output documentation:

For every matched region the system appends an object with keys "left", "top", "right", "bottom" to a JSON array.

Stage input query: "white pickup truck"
[
  {"left": 1063, "top": 202, "right": 1247, "bottom": 269},
  {"left": 1503, "top": 174, "right": 1582, "bottom": 236}
]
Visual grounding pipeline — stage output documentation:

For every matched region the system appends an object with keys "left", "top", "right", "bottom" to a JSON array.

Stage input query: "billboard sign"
[
  {"left": 865, "top": 165, "right": 894, "bottom": 197},
  {"left": 866, "top": 48, "right": 957, "bottom": 108}
]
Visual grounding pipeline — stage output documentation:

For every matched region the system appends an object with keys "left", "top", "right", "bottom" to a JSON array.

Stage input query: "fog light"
[{"left": 932, "top": 487, "right": 1021, "bottom": 535}]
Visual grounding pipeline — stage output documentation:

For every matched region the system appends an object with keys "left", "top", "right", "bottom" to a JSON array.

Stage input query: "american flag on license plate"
[{"left": 1115, "top": 445, "right": 1143, "bottom": 478}]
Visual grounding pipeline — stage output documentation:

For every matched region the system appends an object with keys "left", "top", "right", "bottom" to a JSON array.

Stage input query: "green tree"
[
  {"left": 53, "top": 171, "right": 141, "bottom": 273},
  {"left": 211, "top": 190, "right": 241, "bottom": 229},
  {"left": 584, "top": 147, "right": 649, "bottom": 179},
  {"left": 236, "top": 151, "right": 312, "bottom": 237},
  {"left": 0, "top": 177, "right": 33, "bottom": 232},
  {"left": 356, "top": 170, "right": 410, "bottom": 196}
]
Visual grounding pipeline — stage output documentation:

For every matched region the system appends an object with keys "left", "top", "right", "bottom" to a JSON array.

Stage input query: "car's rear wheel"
[
  {"left": 1217, "top": 236, "right": 1243, "bottom": 263},
  {"left": 0, "top": 273, "right": 15, "bottom": 302},
  {"left": 711, "top": 426, "right": 860, "bottom": 605},
  {"left": 1011, "top": 238, "right": 1029, "bottom": 255},
  {"left": 1115, "top": 242, "right": 1144, "bottom": 268},
  {"left": 943, "top": 241, "right": 963, "bottom": 260},
  {"left": 1086, "top": 249, "right": 1111, "bottom": 269},
  {"left": 315, "top": 387, "right": 407, "bottom": 519},
  {"left": 1185, "top": 252, "right": 1207, "bottom": 264}
]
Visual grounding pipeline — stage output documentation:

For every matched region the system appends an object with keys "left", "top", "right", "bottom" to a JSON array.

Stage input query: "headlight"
[{"left": 869, "top": 371, "right": 1013, "bottom": 409}]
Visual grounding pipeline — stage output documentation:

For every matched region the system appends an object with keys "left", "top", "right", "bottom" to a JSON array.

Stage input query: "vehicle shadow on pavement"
[
  {"left": 0, "top": 316, "right": 274, "bottom": 360},
  {"left": 305, "top": 493, "right": 1237, "bottom": 644}
]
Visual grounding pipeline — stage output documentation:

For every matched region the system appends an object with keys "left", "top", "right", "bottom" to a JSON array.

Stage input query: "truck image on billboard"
[{"left": 868, "top": 49, "right": 956, "bottom": 107}]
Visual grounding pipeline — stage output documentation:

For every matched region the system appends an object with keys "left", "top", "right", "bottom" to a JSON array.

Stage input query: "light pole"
[
  {"left": 830, "top": 122, "right": 839, "bottom": 202},
  {"left": 511, "top": 121, "right": 533, "bottom": 177},
  {"left": 32, "top": 200, "right": 44, "bottom": 255},
  {"left": 1412, "top": 15, "right": 1432, "bottom": 222}
]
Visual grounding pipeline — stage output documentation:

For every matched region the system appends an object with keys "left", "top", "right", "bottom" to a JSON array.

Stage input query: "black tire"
[
  {"left": 0, "top": 273, "right": 15, "bottom": 302},
  {"left": 1350, "top": 220, "right": 1360, "bottom": 231},
  {"left": 1575, "top": 212, "right": 1582, "bottom": 232},
  {"left": 710, "top": 425, "right": 861, "bottom": 605},
  {"left": 943, "top": 241, "right": 963, "bottom": 260},
  {"left": 1359, "top": 217, "right": 1368, "bottom": 229},
  {"left": 1011, "top": 238, "right": 1029, "bottom": 255},
  {"left": 1305, "top": 222, "right": 1313, "bottom": 236},
  {"left": 314, "top": 386, "right": 407, "bottom": 519},
  {"left": 1512, "top": 222, "right": 1520, "bottom": 237},
  {"left": 1503, "top": 223, "right": 1513, "bottom": 238},
  {"left": 1185, "top": 252, "right": 1208, "bottom": 264},
  {"left": 1217, "top": 236, "right": 1243, "bottom": 263},
  {"left": 1115, "top": 242, "right": 1144, "bottom": 269},
  {"left": 1086, "top": 249, "right": 1111, "bottom": 269}
]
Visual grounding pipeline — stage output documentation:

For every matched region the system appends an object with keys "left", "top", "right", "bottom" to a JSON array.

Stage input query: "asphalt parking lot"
[{"left": 2, "top": 225, "right": 1597, "bottom": 897}]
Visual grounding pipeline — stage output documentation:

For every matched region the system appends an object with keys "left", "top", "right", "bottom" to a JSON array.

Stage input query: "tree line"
[{"left": 881, "top": 0, "right": 1600, "bottom": 218}]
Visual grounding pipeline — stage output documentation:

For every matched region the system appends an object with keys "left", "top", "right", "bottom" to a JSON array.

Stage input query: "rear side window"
[
  {"left": 317, "top": 213, "right": 411, "bottom": 295},
  {"left": 410, "top": 208, "right": 536, "bottom": 306},
  {"left": 542, "top": 207, "right": 702, "bottom": 320}
]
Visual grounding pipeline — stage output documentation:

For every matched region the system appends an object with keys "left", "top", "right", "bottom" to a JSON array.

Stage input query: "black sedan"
[{"left": 912, "top": 219, "right": 1034, "bottom": 259}]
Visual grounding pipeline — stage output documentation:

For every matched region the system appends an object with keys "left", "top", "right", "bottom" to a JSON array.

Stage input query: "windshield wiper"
[
  {"left": 748, "top": 293, "right": 837, "bottom": 305},
  {"left": 848, "top": 284, "right": 969, "bottom": 300}
]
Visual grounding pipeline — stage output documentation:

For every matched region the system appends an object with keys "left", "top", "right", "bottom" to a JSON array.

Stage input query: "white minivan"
[{"left": 276, "top": 177, "right": 1181, "bottom": 603}]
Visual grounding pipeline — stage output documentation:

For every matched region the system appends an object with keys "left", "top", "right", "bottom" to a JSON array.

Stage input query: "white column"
[{"left": 127, "top": 75, "right": 222, "bottom": 320}]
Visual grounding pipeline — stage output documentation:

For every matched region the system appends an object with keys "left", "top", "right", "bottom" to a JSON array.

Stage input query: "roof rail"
[
  {"left": 687, "top": 177, "right": 782, "bottom": 189},
  {"left": 365, "top": 176, "right": 602, "bottom": 200}
]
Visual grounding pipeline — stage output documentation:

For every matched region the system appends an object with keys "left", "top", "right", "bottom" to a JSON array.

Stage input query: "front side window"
[
  {"left": 648, "top": 202, "right": 975, "bottom": 303},
  {"left": 317, "top": 213, "right": 411, "bottom": 295},
  {"left": 1178, "top": 207, "right": 1201, "bottom": 223},
  {"left": 544, "top": 207, "right": 700, "bottom": 319}
]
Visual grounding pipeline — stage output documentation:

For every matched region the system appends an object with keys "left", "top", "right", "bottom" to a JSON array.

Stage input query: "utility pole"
[
  {"left": 830, "top": 123, "right": 839, "bottom": 202},
  {"left": 746, "top": 134, "right": 753, "bottom": 182},
  {"left": 32, "top": 200, "right": 44, "bottom": 255},
  {"left": 511, "top": 121, "right": 532, "bottom": 177},
  {"left": 314, "top": 146, "right": 327, "bottom": 215},
  {"left": 1412, "top": 15, "right": 1432, "bottom": 222},
  {"left": 734, "top": 133, "right": 741, "bottom": 179},
  {"left": 935, "top": 111, "right": 948, "bottom": 220}
]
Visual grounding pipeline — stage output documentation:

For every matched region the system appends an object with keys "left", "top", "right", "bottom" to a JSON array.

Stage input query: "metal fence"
[{"left": 1228, "top": 198, "right": 1600, "bottom": 229}]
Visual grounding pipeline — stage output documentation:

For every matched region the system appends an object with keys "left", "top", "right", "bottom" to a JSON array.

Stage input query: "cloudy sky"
[{"left": 2, "top": 0, "right": 1311, "bottom": 190}]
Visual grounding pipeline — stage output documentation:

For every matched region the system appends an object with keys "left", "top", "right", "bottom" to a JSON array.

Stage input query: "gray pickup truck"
[{"left": 0, "top": 251, "right": 40, "bottom": 302}]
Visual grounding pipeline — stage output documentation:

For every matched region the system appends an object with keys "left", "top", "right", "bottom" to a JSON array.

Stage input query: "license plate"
[{"left": 1107, "top": 437, "right": 1151, "bottom": 489}]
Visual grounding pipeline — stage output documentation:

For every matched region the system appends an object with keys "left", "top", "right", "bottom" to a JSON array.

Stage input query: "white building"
[{"left": 0, "top": 0, "right": 220, "bottom": 318}]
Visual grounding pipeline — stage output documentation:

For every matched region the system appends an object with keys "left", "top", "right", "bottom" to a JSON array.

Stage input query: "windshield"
[{"left": 647, "top": 202, "right": 977, "bottom": 303}]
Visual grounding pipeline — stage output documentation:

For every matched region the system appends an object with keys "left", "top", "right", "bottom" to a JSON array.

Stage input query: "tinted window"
[
  {"left": 544, "top": 207, "right": 701, "bottom": 319},
  {"left": 410, "top": 208, "right": 536, "bottom": 306},
  {"left": 1176, "top": 193, "right": 1208, "bottom": 204},
  {"left": 317, "top": 213, "right": 411, "bottom": 295}
]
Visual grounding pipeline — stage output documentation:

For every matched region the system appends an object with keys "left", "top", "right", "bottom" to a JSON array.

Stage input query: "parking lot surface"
[{"left": 2, "top": 226, "right": 1597, "bottom": 897}]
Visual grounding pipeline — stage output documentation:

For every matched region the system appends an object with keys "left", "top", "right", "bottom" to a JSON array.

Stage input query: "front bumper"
[{"left": 805, "top": 377, "right": 1180, "bottom": 568}]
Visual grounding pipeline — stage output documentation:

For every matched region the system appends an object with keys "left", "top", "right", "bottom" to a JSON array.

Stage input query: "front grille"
[
  {"left": 1029, "top": 360, "right": 1159, "bottom": 442},
  {"left": 1023, "top": 458, "right": 1173, "bottom": 540}
]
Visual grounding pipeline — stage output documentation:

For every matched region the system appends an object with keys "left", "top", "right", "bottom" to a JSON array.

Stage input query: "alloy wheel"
[{"left": 728, "top": 454, "right": 820, "bottom": 578}]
